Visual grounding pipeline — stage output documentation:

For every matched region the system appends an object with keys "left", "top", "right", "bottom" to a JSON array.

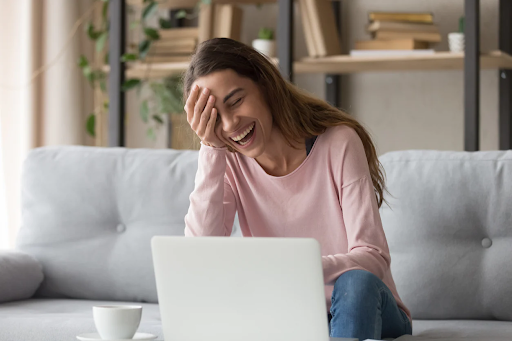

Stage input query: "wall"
[{"left": 126, "top": 0, "right": 501, "bottom": 155}]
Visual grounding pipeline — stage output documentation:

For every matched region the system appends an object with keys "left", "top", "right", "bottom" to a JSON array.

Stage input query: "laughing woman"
[{"left": 182, "top": 38, "right": 412, "bottom": 341}]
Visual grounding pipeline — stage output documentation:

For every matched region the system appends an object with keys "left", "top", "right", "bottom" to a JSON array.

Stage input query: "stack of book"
[
  {"left": 299, "top": 0, "right": 341, "bottom": 58},
  {"left": 351, "top": 12, "right": 441, "bottom": 56},
  {"left": 146, "top": 27, "right": 199, "bottom": 63},
  {"left": 145, "top": 4, "right": 243, "bottom": 63}
]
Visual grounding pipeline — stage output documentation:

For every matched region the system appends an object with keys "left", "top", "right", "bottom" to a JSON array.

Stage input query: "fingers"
[
  {"left": 196, "top": 94, "right": 216, "bottom": 138},
  {"left": 185, "top": 84, "right": 199, "bottom": 124},
  {"left": 191, "top": 87, "right": 210, "bottom": 130}
]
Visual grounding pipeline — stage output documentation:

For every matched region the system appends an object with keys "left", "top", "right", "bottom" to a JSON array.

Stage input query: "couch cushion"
[
  {"left": 0, "top": 250, "right": 44, "bottom": 303},
  {"left": 0, "top": 298, "right": 162, "bottom": 341},
  {"left": 16, "top": 146, "right": 241, "bottom": 303},
  {"left": 379, "top": 150, "right": 512, "bottom": 321},
  {"left": 411, "top": 319, "right": 512, "bottom": 340}
]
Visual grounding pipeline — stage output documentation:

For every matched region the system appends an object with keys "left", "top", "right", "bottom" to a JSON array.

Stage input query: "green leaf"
[
  {"left": 86, "top": 114, "right": 96, "bottom": 137},
  {"left": 138, "top": 40, "right": 151, "bottom": 59},
  {"left": 140, "top": 100, "right": 149, "bottom": 123},
  {"left": 104, "top": 52, "right": 109, "bottom": 64},
  {"left": 100, "top": 80, "right": 107, "bottom": 92},
  {"left": 152, "top": 114, "right": 164, "bottom": 124},
  {"left": 96, "top": 32, "right": 108, "bottom": 52},
  {"left": 78, "top": 55, "right": 88, "bottom": 68},
  {"left": 121, "top": 53, "right": 138, "bottom": 62},
  {"left": 147, "top": 127, "right": 156, "bottom": 140},
  {"left": 104, "top": 101, "right": 109, "bottom": 110},
  {"left": 159, "top": 18, "right": 173, "bottom": 29},
  {"left": 102, "top": 1, "right": 109, "bottom": 20},
  {"left": 201, "top": 0, "right": 211, "bottom": 5},
  {"left": 142, "top": 1, "right": 158, "bottom": 21},
  {"left": 86, "top": 22, "right": 102, "bottom": 40},
  {"left": 174, "top": 10, "right": 187, "bottom": 19},
  {"left": 122, "top": 78, "right": 141, "bottom": 91},
  {"left": 144, "top": 27, "right": 160, "bottom": 40},
  {"left": 258, "top": 27, "right": 273, "bottom": 40}
]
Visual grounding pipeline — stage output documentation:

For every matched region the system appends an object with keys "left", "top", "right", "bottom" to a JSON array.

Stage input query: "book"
[
  {"left": 150, "top": 45, "right": 196, "bottom": 55},
  {"left": 143, "top": 55, "right": 191, "bottom": 63},
  {"left": 374, "top": 30, "right": 441, "bottom": 43},
  {"left": 355, "top": 39, "right": 429, "bottom": 50},
  {"left": 367, "top": 21, "right": 439, "bottom": 34},
  {"left": 198, "top": 3, "right": 214, "bottom": 43},
  {"left": 213, "top": 4, "right": 243, "bottom": 41},
  {"left": 304, "top": 0, "right": 341, "bottom": 57},
  {"left": 299, "top": 0, "right": 318, "bottom": 57},
  {"left": 368, "top": 12, "right": 434, "bottom": 24},
  {"left": 152, "top": 37, "right": 197, "bottom": 48},
  {"left": 349, "top": 49, "right": 435, "bottom": 57},
  {"left": 158, "top": 27, "right": 199, "bottom": 40}
]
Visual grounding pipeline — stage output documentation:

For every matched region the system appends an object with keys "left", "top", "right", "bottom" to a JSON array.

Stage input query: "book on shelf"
[
  {"left": 368, "top": 12, "right": 434, "bottom": 24},
  {"left": 373, "top": 30, "right": 441, "bottom": 43},
  {"left": 355, "top": 39, "right": 429, "bottom": 50},
  {"left": 303, "top": 0, "right": 341, "bottom": 57},
  {"left": 152, "top": 37, "right": 197, "bottom": 48},
  {"left": 349, "top": 49, "right": 435, "bottom": 57},
  {"left": 158, "top": 27, "right": 199, "bottom": 40},
  {"left": 299, "top": 0, "right": 318, "bottom": 57},
  {"left": 367, "top": 20, "right": 439, "bottom": 34},
  {"left": 142, "top": 55, "right": 191, "bottom": 63},
  {"left": 213, "top": 4, "right": 243, "bottom": 41}
]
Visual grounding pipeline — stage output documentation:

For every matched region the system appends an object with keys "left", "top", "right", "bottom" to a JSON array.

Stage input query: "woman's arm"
[
  {"left": 322, "top": 175, "right": 391, "bottom": 285},
  {"left": 322, "top": 126, "right": 391, "bottom": 285},
  {"left": 184, "top": 142, "right": 237, "bottom": 236}
]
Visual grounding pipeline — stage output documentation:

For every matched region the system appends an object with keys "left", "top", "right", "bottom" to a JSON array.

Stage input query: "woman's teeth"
[{"left": 231, "top": 123, "right": 255, "bottom": 143}]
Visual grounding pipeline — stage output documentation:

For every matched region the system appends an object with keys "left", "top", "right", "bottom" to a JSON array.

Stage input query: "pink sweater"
[{"left": 184, "top": 124, "right": 412, "bottom": 324}]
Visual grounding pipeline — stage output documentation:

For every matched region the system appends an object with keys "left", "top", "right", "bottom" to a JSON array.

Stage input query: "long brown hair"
[{"left": 182, "top": 38, "right": 390, "bottom": 208}]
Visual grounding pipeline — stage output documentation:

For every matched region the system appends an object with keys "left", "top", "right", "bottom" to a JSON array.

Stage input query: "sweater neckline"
[{"left": 249, "top": 134, "right": 320, "bottom": 179}]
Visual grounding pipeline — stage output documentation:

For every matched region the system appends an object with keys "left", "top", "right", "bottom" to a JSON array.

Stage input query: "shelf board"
[
  {"left": 296, "top": 50, "right": 512, "bottom": 74},
  {"left": 127, "top": 0, "right": 276, "bottom": 8},
  {"left": 103, "top": 51, "right": 512, "bottom": 79}
]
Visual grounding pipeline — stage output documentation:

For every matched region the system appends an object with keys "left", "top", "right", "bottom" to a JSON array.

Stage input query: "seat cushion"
[
  {"left": 393, "top": 319, "right": 512, "bottom": 341},
  {"left": 0, "top": 298, "right": 162, "bottom": 341}
]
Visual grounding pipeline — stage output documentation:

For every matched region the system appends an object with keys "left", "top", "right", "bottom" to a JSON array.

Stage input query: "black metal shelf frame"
[{"left": 108, "top": 0, "right": 512, "bottom": 151}]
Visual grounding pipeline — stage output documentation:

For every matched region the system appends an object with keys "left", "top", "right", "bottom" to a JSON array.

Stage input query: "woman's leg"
[{"left": 328, "top": 269, "right": 412, "bottom": 340}]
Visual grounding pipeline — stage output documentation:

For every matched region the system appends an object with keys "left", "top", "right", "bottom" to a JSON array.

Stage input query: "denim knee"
[{"left": 331, "top": 270, "right": 382, "bottom": 307}]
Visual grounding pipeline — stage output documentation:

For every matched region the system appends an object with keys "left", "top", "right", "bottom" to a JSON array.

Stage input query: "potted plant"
[
  {"left": 252, "top": 27, "right": 276, "bottom": 58},
  {"left": 448, "top": 16, "right": 465, "bottom": 53}
]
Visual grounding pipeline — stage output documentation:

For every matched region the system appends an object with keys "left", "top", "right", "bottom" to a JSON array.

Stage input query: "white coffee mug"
[{"left": 93, "top": 305, "right": 142, "bottom": 340}]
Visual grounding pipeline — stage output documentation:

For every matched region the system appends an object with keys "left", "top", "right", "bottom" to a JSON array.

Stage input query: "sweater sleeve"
[
  {"left": 321, "top": 127, "right": 391, "bottom": 285},
  {"left": 322, "top": 175, "right": 391, "bottom": 285},
  {"left": 184, "top": 142, "right": 237, "bottom": 237}
]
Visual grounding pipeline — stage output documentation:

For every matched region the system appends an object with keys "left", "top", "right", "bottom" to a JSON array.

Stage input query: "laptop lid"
[{"left": 151, "top": 236, "right": 329, "bottom": 341}]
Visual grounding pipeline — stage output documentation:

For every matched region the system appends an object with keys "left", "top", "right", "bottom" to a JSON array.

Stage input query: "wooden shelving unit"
[
  {"left": 107, "top": 0, "right": 512, "bottom": 151},
  {"left": 104, "top": 50, "right": 512, "bottom": 79}
]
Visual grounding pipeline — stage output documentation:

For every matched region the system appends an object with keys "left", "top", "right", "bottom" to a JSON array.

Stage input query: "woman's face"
[{"left": 191, "top": 69, "right": 273, "bottom": 158}]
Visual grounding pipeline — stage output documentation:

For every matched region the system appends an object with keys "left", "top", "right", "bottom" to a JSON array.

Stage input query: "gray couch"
[{"left": 0, "top": 145, "right": 511, "bottom": 341}]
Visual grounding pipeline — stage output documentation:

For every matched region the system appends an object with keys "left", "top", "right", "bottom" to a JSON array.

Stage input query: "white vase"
[
  {"left": 252, "top": 39, "right": 276, "bottom": 58},
  {"left": 448, "top": 32, "right": 465, "bottom": 53}
]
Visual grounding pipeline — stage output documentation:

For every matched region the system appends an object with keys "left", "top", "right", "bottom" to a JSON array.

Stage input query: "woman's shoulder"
[{"left": 321, "top": 124, "right": 361, "bottom": 149}]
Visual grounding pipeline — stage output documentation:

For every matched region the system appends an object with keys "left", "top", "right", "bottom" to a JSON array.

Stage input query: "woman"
[{"left": 182, "top": 37, "right": 412, "bottom": 340}]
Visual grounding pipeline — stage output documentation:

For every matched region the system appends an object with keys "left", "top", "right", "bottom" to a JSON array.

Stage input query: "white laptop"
[{"left": 151, "top": 236, "right": 331, "bottom": 341}]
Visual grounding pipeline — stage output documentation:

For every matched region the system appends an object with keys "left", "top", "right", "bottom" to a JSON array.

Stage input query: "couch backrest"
[
  {"left": 379, "top": 150, "right": 512, "bottom": 321},
  {"left": 17, "top": 146, "right": 241, "bottom": 303}
]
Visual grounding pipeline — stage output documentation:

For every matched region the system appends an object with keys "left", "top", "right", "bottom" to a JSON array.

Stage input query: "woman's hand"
[{"left": 185, "top": 85, "right": 225, "bottom": 148}]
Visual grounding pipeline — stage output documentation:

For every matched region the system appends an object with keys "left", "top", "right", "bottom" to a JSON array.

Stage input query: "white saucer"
[{"left": 76, "top": 332, "right": 158, "bottom": 341}]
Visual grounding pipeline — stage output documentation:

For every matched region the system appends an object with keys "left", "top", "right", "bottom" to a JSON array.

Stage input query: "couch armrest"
[{"left": 0, "top": 250, "right": 44, "bottom": 303}]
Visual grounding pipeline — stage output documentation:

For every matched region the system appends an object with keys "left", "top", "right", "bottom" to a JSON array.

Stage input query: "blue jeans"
[{"left": 327, "top": 270, "right": 413, "bottom": 340}]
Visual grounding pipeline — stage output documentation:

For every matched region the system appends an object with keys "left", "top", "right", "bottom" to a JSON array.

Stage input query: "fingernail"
[{"left": 203, "top": 88, "right": 209, "bottom": 94}]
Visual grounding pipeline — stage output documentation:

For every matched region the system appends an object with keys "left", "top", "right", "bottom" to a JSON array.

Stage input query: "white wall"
[{"left": 126, "top": 0, "right": 501, "bottom": 155}]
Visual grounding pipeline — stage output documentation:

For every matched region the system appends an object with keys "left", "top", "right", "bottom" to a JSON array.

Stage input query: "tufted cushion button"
[
  {"left": 481, "top": 238, "right": 492, "bottom": 248},
  {"left": 116, "top": 224, "right": 126, "bottom": 233}
]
